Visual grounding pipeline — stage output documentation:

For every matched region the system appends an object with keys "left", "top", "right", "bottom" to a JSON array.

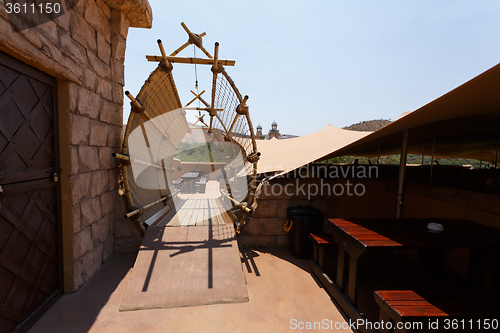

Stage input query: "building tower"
[
  {"left": 268, "top": 120, "right": 280, "bottom": 139},
  {"left": 255, "top": 124, "right": 264, "bottom": 140}
]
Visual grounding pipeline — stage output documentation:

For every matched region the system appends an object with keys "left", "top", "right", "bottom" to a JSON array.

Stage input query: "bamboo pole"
[
  {"left": 185, "top": 90, "right": 206, "bottom": 107},
  {"left": 125, "top": 191, "right": 179, "bottom": 218},
  {"left": 180, "top": 21, "right": 213, "bottom": 59},
  {"left": 184, "top": 107, "right": 223, "bottom": 112},
  {"left": 146, "top": 56, "right": 235, "bottom": 66},
  {"left": 212, "top": 42, "right": 219, "bottom": 71},
  {"left": 112, "top": 153, "right": 175, "bottom": 171},
  {"left": 220, "top": 190, "right": 252, "bottom": 214},
  {"left": 125, "top": 91, "right": 143, "bottom": 110},
  {"left": 225, "top": 114, "right": 240, "bottom": 141}
]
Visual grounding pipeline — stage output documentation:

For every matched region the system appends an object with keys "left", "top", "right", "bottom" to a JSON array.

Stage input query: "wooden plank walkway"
[{"left": 155, "top": 198, "right": 232, "bottom": 227}]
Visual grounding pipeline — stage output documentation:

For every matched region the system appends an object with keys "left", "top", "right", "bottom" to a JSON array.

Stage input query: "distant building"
[
  {"left": 255, "top": 121, "right": 297, "bottom": 140},
  {"left": 268, "top": 121, "right": 280, "bottom": 139}
]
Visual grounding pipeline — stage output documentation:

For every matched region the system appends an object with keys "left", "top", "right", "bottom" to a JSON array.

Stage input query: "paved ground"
[
  {"left": 120, "top": 225, "right": 248, "bottom": 311},
  {"left": 29, "top": 248, "right": 353, "bottom": 333}
]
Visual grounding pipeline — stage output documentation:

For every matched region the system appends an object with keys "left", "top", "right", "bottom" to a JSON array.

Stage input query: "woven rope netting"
[{"left": 119, "top": 28, "right": 258, "bottom": 233}]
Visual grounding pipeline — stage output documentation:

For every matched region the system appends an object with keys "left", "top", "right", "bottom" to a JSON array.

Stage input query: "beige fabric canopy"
[
  {"left": 256, "top": 124, "right": 371, "bottom": 174},
  {"left": 318, "top": 62, "right": 500, "bottom": 163}
]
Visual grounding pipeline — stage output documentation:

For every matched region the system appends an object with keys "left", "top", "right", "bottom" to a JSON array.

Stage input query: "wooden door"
[{"left": 0, "top": 52, "right": 61, "bottom": 333}]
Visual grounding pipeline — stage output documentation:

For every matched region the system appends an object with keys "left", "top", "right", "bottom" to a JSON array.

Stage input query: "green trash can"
[{"left": 284, "top": 206, "right": 323, "bottom": 259}]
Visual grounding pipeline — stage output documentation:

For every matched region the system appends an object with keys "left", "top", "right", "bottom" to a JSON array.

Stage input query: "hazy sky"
[{"left": 124, "top": 0, "right": 500, "bottom": 136}]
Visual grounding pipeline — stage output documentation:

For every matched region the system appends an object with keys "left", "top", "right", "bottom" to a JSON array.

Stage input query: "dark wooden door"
[{"left": 0, "top": 52, "right": 61, "bottom": 333}]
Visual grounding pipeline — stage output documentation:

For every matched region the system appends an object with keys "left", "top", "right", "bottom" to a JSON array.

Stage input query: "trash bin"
[{"left": 284, "top": 206, "right": 324, "bottom": 259}]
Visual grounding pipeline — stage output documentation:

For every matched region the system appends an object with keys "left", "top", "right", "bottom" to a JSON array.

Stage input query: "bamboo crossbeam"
[
  {"left": 184, "top": 107, "right": 223, "bottom": 112},
  {"left": 146, "top": 55, "right": 235, "bottom": 66},
  {"left": 225, "top": 114, "right": 240, "bottom": 141},
  {"left": 125, "top": 91, "right": 143, "bottom": 110},
  {"left": 220, "top": 190, "right": 252, "bottom": 214},
  {"left": 113, "top": 153, "right": 175, "bottom": 171},
  {"left": 185, "top": 90, "right": 206, "bottom": 107},
  {"left": 191, "top": 90, "right": 210, "bottom": 107},
  {"left": 125, "top": 191, "right": 179, "bottom": 218}
]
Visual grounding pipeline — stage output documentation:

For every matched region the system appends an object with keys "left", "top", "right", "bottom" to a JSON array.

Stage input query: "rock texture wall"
[
  {"left": 0, "top": 0, "right": 152, "bottom": 292},
  {"left": 238, "top": 177, "right": 500, "bottom": 248}
]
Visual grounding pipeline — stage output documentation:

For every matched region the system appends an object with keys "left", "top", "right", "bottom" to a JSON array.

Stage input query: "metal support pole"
[
  {"left": 396, "top": 130, "right": 409, "bottom": 219},
  {"left": 429, "top": 137, "right": 435, "bottom": 184}
]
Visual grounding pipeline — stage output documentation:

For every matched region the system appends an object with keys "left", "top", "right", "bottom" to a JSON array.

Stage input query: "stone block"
[
  {"left": 89, "top": 120, "right": 108, "bottom": 146},
  {"left": 70, "top": 11, "right": 97, "bottom": 53},
  {"left": 88, "top": 51, "right": 111, "bottom": 80},
  {"left": 236, "top": 235, "right": 277, "bottom": 248},
  {"left": 84, "top": 0, "right": 111, "bottom": 42},
  {"left": 92, "top": 214, "right": 111, "bottom": 244},
  {"left": 240, "top": 218, "right": 261, "bottom": 236},
  {"left": 73, "top": 228, "right": 93, "bottom": 261},
  {"left": 97, "top": 32, "right": 111, "bottom": 65},
  {"left": 99, "top": 147, "right": 117, "bottom": 170},
  {"left": 112, "top": 58, "right": 124, "bottom": 85},
  {"left": 82, "top": 67, "right": 97, "bottom": 92},
  {"left": 54, "top": 9, "right": 70, "bottom": 32},
  {"left": 78, "top": 146, "right": 99, "bottom": 173},
  {"left": 108, "top": 124, "right": 122, "bottom": 148},
  {"left": 253, "top": 199, "right": 278, "bottom": 218},
  {"left": 73, "top": 261, "right": 83, "bottom": 291},
  {"left": 82, "top": 244, "right": 103, "bottom": 282},
  {"left": 80, "top": 197, "right": 102, "bottom": 228},
  {"left": 114, "top": 195, "right": 128, "bottom": 220},
  {"left": 110, "top": 9, "right": 129, "bottom": 39},
  {"left": 71, "top": 173, "right": 92, "bottom": 205},
  {"left": 69, "top": 82, "right": 79, "bottom": 113},
  {"left": 100, "top": 191, "right": 115, "bottom": 215},
  {"left": 73, "top": 202, "right": 82, "bottom": 234},
  {"left": 258, "top": 217, "right": 288, "bottom": 236},
  {"left": 103, "top": 236, "right": 113, "bottom": 262},
  {"left": 111, "top": 34, "right": 126, "bottom": 62},
  {"left": 114, "top": 237, "right": 143, "bottom": 253},
  {"left": 90, "top": 170, "right": 109, "bottom": 197},
  {"left": 109, "top": 169, "right": 119, "bottom": 191},
  {"left": 111, "top": 82, "right": 123, "bottom": 104},
  {"left": 99, "top": 100, "right": 116, "bottom": 124},
  {"left": 114, "top": 218, "right": 142, "bottom": 239},
  {"left": 60, "top": 31, "right": 87, "bottom": 66},
  {"left": 70, "top": 114, "right": 90, "bottom": 145},
  {"left": 78, "top": 88, "right": 101, "bottom": 119},
  {"left": 310, "top": 199, "right": 341, "bottom": 218},
  {"left": 70, "top": 145, "right": 79, "bottom": 175},
  {"left": 97, "top": 79, "right": 113, "bottom": 102},
  {"left": 39, "top": 19, "right": 58, "bottom": 42},
  {"left": 276, "top": 235, "right": 289, "bottom": 247},
  {"left": 96, "top": 0, "right": 111, "bottom": 19}
]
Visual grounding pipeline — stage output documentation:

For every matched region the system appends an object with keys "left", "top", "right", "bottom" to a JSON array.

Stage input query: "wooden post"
[
  {"left": 396, "top": 129, "right": 408, "bottom": 219},
  {"left": 125, "top": 91, "right": 143, "bottom": 110}
]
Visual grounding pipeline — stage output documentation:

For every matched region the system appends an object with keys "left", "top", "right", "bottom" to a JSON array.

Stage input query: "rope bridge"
[{"left": 115, "top": 23, "right": 260, "bottom": 234}]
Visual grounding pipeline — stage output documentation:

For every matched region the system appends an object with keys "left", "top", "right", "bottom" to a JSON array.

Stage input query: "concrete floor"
[{"left": 29, "top": 248, "right": 353, "bottom": 333}]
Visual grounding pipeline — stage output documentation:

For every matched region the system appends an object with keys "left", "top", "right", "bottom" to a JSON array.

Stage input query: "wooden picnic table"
[
  {"left": 311, "top": 217, "right": 500, "bottom": 333},
  {"left": 181, "top": 171, "right": 201, "bottom": 191}
]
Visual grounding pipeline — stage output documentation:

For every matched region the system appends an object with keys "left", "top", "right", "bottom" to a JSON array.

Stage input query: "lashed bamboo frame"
[{"left": 120, "top": 22, "right": 259, "bottom": 235}]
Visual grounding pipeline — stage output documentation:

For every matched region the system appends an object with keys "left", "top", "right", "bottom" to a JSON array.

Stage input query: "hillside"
[{"left": 343, "top": 119, "right": 392, "bottom": 132}]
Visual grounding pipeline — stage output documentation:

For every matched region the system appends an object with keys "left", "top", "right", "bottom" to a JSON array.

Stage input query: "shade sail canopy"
[
  {"left": 318, "top": 62, "right": 500, "bottom": 164},
  {"left": 255, "top": 124, "right": 371, "bottom": 174}
]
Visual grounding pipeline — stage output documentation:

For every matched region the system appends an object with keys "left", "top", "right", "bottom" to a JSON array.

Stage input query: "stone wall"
[
  {"left": 238, "top": 177, "right": 397, "bottom": 247},
  {"left": 0, "top": 0, "right": 152, "bottom": 292},
  {"left": 238, "top": 177, "right": 500, "bottom": 248}
]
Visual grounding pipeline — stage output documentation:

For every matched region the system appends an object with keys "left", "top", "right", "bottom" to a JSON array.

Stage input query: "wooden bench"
[
  {"left": 173, "top": 178, "right": 183, "bottom": 190},
  {"left": 374, "top": 290, "right": 500, "bottom": 333},
  {"left": 309, "top": 233, "right": 334, "bottom": 270},
  {"left": 196, "top": 177, "right": 207, "bottom": 193}
]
